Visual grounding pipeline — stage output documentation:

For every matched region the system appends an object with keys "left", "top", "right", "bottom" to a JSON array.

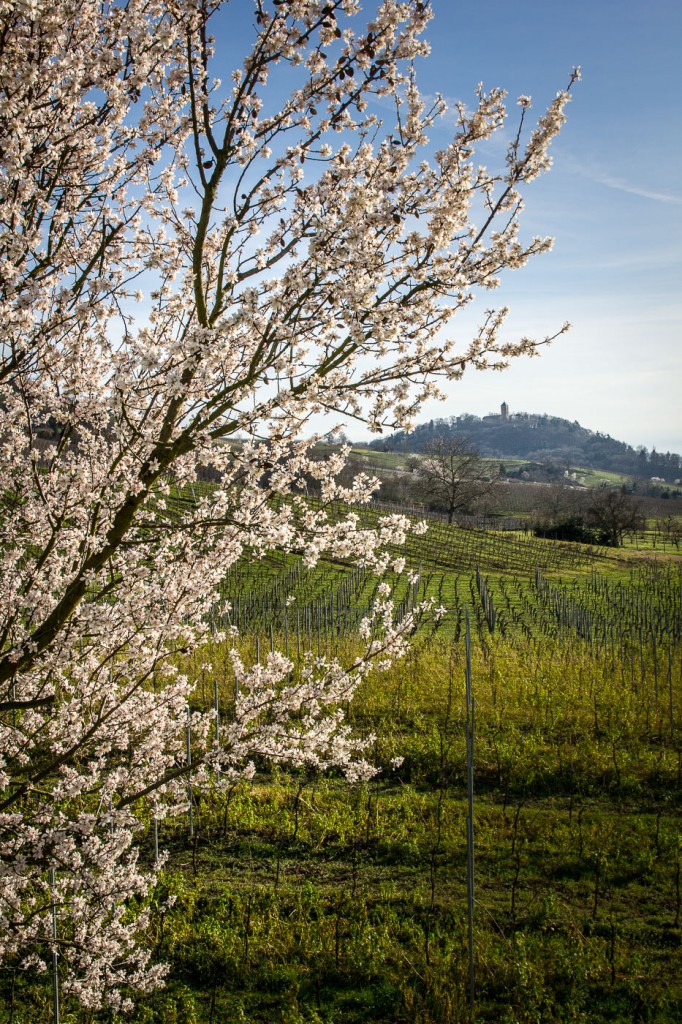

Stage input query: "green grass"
[
  {"left": 350, "top": 448, "right": 411, "bottom": 471},
  {"left": 7, "top": 624, "right": 680, "bottom": 1024},
  {"left": 347, "top": 447, "right": 638, "bottom": 490},
  {"left": 135, "top": 633, "right": 682, "bottom": 1024},
  {"left": 572, "top": 468, "right": 633, "bottom": 488},
  {"left": 4, "top": 506, "right": 681, "bottom": 1024}
]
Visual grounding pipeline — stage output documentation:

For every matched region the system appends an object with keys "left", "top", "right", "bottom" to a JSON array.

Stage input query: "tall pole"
[
  {"left": 214, "top": 678, "right": 220, "bottom": 748},
  {"left": 49, "top": 867, "right": 60, "bottom": 1024},
  {"left": 186, "top": 704, "right": 194, "bottom": 838},
  {"left": 465, "top": 610, "right": 476, "bottom": 1014}
]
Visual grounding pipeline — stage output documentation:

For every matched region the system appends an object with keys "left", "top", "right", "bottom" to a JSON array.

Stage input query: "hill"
[{"left": 367, "top": 410, "right": 682, "bottom": 483}]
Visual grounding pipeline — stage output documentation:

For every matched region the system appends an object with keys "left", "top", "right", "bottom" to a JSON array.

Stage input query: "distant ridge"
[{"left": 367, "top": 411, "right": 682, "bottom": 483}]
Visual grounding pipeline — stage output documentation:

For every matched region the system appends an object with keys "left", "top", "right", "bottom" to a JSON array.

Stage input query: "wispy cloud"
[
  {"left": 575, "top": 165, "right": 682, "bottom": 206},
  {"left": 596, "top": 173, "right": 682, "bottom": 205}
]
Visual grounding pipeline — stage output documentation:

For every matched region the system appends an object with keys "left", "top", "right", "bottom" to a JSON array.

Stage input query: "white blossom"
[{"left": 0, "top": 0, "right": 575, "bottom": 1010}]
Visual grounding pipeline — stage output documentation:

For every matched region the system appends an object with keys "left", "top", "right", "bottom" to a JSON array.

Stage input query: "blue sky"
[
  {"left": 213, "top": 1, "right": 681, "bottom": 454},
  {"left": 408, "top": 0, "right": 682, "bottom": 454}
]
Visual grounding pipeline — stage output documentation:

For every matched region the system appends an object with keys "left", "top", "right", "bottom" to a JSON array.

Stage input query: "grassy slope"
[
  {"left": 129, "top": 631, "right": 681, "bottom": 1024},
  {"left": 348, "top": 446, "right": 638, "bottom": 489},
  {"left": 4, "top": 507, "right": 681, "bottom": 1024}
]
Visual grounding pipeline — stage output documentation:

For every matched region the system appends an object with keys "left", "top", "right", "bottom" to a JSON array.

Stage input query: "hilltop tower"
[{"left": 501, "top": 401, "right": 509, "bottom": 421}]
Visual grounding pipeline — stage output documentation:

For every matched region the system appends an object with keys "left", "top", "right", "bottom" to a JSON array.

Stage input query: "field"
[
  {"left": 4, "top": 504, "right": 681, "bottom": 1024},
  {"left": 346, "top": 447, "right": 645, "bottom": 491}
]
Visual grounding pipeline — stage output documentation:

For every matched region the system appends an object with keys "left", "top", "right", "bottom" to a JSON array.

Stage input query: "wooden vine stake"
[
  {"left": 214, "top": 678, "right": 220, "bottom": 749},
  {"left": 186, "top": 704, "right": 194, "bottom": 839},
  {"left": 49, "top": 867, "right": 60, "bottom": 1024},
  {"left": 465, "top": 609, "right": 476, "bottom": 1015}
]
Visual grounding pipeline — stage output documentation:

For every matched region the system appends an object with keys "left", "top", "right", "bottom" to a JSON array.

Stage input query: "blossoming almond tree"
[{"left": 0, "top": 0, "right": 578, "bottom": 1010}]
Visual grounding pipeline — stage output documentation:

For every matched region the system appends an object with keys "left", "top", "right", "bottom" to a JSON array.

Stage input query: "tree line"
[{"left": 369, "top": 413, "right": 682, "bottom": 482}]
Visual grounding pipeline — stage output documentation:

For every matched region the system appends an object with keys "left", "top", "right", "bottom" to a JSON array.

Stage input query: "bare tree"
[
  {"left": 587, "top": 486, "right": 644, "bottom": 547},
  {"left": 656, "top": 515, "right": 681, "bottom": 550},
  {"left": 532, "top": 483, "right": 591, "bottom": 542},
  {"left": 417, "top": 437, "right": 493, "bottom": 523}
]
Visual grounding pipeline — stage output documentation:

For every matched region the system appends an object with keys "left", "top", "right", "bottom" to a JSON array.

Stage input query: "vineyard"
[
  {"left": 214, "top": 501, "right": 681, "bottom": 664},
  {"left": 5, "top": 499, "right": 682, "bottom": 1024}
]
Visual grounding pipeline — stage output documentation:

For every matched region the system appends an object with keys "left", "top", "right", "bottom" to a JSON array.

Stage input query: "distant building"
[{"left": 500, "top": 402, "right": 509, "bottom": 421}]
